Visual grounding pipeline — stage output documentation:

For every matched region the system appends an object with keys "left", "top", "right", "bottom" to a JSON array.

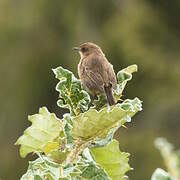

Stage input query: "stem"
[
  {"left": 66, "top": 139, "right": 88, "bottom": 164},
  {"left": 60, "top": 164, "right": 63, "bottom": 177}
]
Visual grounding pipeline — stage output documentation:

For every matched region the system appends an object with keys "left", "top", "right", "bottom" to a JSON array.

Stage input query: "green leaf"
[
  {"left": 63, "top": 113, "right": 73, "bottom": 145},
  {"left": 15, "top": 107, "right": 62, "bottom": 158},
  {"left": 90, "top": 128, "right": 117, "bottom": 148},
  {"left": 21, "top": 155, "right": 81, "bottom": 180},
  {"left": 115, "top": 64, "right": 137, "bottom": 101},
  {"left": 43, "top": 141, "right": 70, "bottom": 164},
  {"left": 151, "top": 168, "right": 173, "bottom": 180},
  {"left": 77, "top": 148, "right": 110, "bottom": 179},
  {"left": 79, "top": 163, "right": 110, "bottom": 180},
  {"left": 21, "top": 154, "right": 109, "bottom": 180},
  {"left": 20, "top": 155, "right": 60, "bottom": 180},
  {"left": 155, "top": 138, "right": 180, "bottom": 179},
  {"left": 92, "top": 94, "right": 107, "bottom": 111},
  {"left": 91, "top": 140, "right": 131, "bottom": 180},
  {"left": 71, "top": 97, "right": 142, "bottom": 140},
  {"left": 53, "top": 67, "right": 90, "bottom": 115}
]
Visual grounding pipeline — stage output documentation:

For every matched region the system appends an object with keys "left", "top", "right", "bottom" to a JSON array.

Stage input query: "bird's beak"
[{"left": 72, "top": 47, "right": 80, "bottom": 51}]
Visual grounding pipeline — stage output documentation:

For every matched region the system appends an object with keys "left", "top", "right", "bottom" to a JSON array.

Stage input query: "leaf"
[
  {"left": 15, "top": 107, "right": 62, "bottom": 158},
  {"left": 67, "top": 148, "right": 110, "bottom": 180},
  {"left": 91, "top": 140, "right": 131, "bottom": 180},
  {"left": 71, "top": 97, "right": 142, "bottom": 140},
  {"left": 151, "top": 168, "right": 173, "bottom": 180},
  {"left": 89, "top": 128, "right": 118, "bottom": 148},
  {"left": 79, "top": 163, "right": 110, "bottom": 180},
  {"left": 53, "top": 67, "right": 90, "bottom": 115},
  {"left": 117, "top": 64, "right": 137, "bottom": 85},
  {"left": 43, "top": 141, "right": 59, "bottom": 154},
  {"left": 92, "top": 94, "right": 108, "bottom": 111},
  {"left": 115, "top": 64, "right": 137, "bottom": 101},
  {"left": 21, "top": 155, "right": 81, "bottom": 180},
  {"left": 21, "top": 154, "right": 109, "bottom": 180},
  {"left": 43, "top": 141, "right": 70, "bottom": 164},
  {"left": 20, "top": 155, "right": 60, "bottom": 180},
  {"left": 47, "top": 149, "right": 70, "bottom": 164},
  {"left": 154, "top": 138, "right": 180, "bottom": 179},
  {"left": 63, "top": 113, "right": 73, "bottom": 145}
]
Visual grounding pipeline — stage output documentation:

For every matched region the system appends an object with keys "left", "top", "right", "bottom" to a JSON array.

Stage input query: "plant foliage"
[
  {"left": 15, "top": 107, "right": 63, "bottom": 159},
  {"left": 16, "top": 64, "right": 142, "bottom": 180},
  {"left": 151, "top": 138, "right": 180, "bottom": 180},
  {"left": 91, "top": 140, "right": 131, "bottom": 180},
  {"left": 151, "top": 168, "right": 173, "bottom": 180}
]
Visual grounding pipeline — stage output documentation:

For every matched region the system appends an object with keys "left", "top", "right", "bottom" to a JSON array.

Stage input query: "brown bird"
[{"left": 73, "top": 42, "right": 117, "bottom": 106}]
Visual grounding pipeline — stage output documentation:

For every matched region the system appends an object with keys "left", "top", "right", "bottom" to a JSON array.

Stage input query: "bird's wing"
[
  {"left": 82, "top": 55, "right": 117, "bottom": 93},
  {"left": 88, "top": 55, "right": 117, "bottom": 90},
  {"left": 84, "top": 66, "right": 104, "bottom": 93},
  {"left": 79, "top": 55, "right": 104, "bottom": 93}
]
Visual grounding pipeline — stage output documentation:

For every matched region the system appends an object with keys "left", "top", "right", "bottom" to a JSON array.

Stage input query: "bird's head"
[{"left": 73, "top": 42, "right": 104, "bottom": 58}]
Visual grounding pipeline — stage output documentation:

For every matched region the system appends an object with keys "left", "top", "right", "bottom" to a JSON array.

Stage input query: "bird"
[{"left": 73, "top": 42, "right": 117, "bottom": 106}]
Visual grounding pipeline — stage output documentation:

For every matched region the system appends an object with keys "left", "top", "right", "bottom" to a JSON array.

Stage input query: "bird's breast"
[{"left": 78, "top": 59, "right": 85, "bottom": 79}]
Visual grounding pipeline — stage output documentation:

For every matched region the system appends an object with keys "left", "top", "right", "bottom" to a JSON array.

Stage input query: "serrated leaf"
[
  {"left": 90, "top": 128, "right": 118, "bottom": 148},
  {"left": 20, "top": 156, "right": 60, "bottom": 180},
  {"left": 53, "top": 67, "right": 90, "bottom": 115},
  {"left": 63, "top": 113, "right": 73, "bottom": 145},
  {"left": 80, "top": 163, "right": 110, "bottom": 180},
  {"left": 21, "top": 155, "right": 82, "bottom": 180},
  {"left": 91, "top": 140, "right": 131, "bottom": 180},
  {"left": 151, "top": 168, "right": 173, "bottom": 180},
  {"left": 15, "top": 107, "right": 62, "bottom": 158},
  {"left": 115, "top": 64, "right": 137, "bottom": 101},
  {"left": 71, "top": 98, "right": 142, "bottom": 140},
  {"left": 92, "top": 94, "right": 107, "bottom": 111},
  {"left": 78, "top": 148, "right": 110, "bottom": 179},
  {"left": 43, "top": 141, "right": 69, "bottom": 164}
]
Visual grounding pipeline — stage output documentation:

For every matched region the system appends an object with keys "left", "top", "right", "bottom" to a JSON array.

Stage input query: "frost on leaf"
[
  {"left": 151, "top": 168, "right": 173, "bottom": 180},
  {"left": 53, "top": 67, "right": 90, "bottom": 116},
  {"left": 20, "top": 156, "right": 60, "bottom": 180},
  {"left": 16, "top": 64, "right": 143, "bottom": 180},
  {"left": 21, "top": 153, "right": 110, "bottom": 180},
  {"left": 154, "top": 138, "right": 180, "bottom": 179},
  {"left": 71, "top": 97, "right": 142, "bottom": 140},
  {"left": 115, "top": 64, "right": 137, "bottom": 101}
]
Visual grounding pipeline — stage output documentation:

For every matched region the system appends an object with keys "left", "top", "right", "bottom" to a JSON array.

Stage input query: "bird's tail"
[{"left": 104, "top": 85, "right": 115, "bottom": 106}]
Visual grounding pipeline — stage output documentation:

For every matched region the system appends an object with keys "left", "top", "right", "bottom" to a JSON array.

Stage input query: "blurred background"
[{"left": 0, "top": 0, "right": 180, "bottom": 179}]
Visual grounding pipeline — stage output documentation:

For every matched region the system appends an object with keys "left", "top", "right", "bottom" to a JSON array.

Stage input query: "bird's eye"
[{"left": 81, "top": 47, "right": 88, "bottom": 52}]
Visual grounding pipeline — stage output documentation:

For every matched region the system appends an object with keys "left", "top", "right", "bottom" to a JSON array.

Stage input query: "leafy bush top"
[{"left": 16, "top": 64, "right": 142, "bottom": 180}]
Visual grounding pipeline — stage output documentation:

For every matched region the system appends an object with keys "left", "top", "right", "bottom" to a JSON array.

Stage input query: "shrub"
[{"left": 15, "top": 65, "right": 142, "bottom": 180}]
